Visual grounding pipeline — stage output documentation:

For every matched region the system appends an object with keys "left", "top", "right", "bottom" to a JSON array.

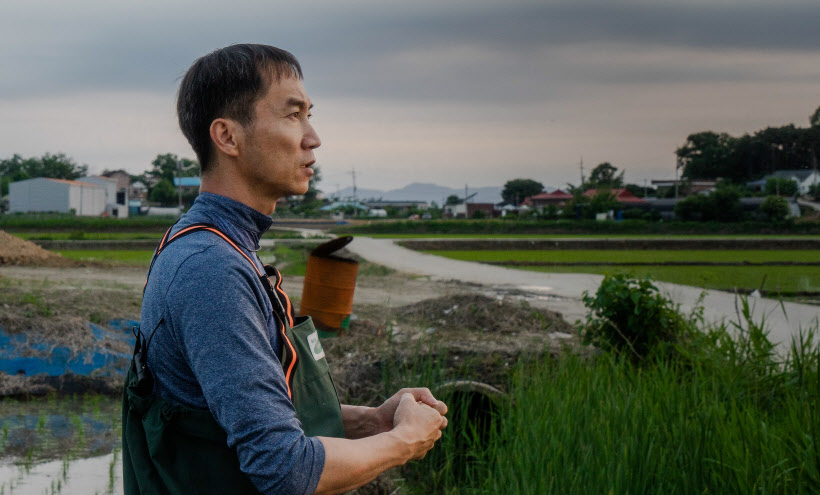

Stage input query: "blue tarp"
[{"left": 0, "top": 319, "right": 138, "bottom": 377}]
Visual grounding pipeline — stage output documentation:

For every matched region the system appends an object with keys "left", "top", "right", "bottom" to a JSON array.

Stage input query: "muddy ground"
[
  {"left": 0, "top": 255, "right": 582, "bottom": 494},
  {"left": 0, "top": 262, "right": 580, "bottom": 399}
]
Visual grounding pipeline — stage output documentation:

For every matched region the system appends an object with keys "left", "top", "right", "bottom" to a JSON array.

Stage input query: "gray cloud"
[{"left": 2, "top": 1, "right": 819, "bottom": 101}]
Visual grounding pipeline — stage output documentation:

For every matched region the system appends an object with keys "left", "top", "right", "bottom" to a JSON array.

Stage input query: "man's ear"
[{"left": 210, "top": 118, "right": 242, "bottom": 158}]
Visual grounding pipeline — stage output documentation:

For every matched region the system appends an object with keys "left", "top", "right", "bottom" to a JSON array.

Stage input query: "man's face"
[{"left": 240, "top": 75, "right": 320, "bottom": 200}]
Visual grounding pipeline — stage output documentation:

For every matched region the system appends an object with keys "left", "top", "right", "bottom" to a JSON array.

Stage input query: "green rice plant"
[
  {"left": 69, "top": 414, "right": 85, "bottom": 450},
  {"left": 61, "top": 455, "right": 69, "bottom": 481},
  {"left": 398, "top": 290, "right": 820, "bottom": 494},
  {"left": 475, "top": 346, "right": 820, "bottom": 494},
  {"left": 55, "top": 250, "right": 155, "bottom": 266},
  {"left": 107, "top": 448, "right": 120, "bottom": 494}
]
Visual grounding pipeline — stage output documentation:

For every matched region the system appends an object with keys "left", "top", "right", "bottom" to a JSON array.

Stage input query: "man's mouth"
[{"left": 302, "top": 160, "right": 315, "bottom": 168}]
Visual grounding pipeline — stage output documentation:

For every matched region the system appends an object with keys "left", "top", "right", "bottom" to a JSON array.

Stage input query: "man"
[{"left": 123, "top": 44, "right": 448, "bottom": 495}]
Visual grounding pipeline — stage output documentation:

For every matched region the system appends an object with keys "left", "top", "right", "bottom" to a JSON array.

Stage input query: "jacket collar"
[{"left": 187, "top": 192, "right": 273, "bottom": 251}]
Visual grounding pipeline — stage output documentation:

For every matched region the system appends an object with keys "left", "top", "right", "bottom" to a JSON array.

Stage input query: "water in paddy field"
[{"left": 0, "top": 394, "right": 123, "bottom": 494}]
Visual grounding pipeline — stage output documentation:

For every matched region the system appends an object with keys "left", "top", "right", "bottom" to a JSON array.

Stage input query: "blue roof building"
[{"left": 173, "top": 177, "right": 201, "bottom": 187}]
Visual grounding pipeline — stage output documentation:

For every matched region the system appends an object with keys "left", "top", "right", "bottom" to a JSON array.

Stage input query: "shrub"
[
  {"left": 674, "top": 183, "right": 745, "bottom": 222},
  {"left": 580, "top": 274, "right": 688, "bottom": 360},
  {"left": 760, "top": 195, "right": 790, "bottom": 221}
]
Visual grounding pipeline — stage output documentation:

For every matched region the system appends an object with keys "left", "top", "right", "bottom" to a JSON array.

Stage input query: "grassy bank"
[
  {"left": 336, "top": 219, "right": 820, "bottom": 236},
  {"left": 368, "top": 233, "right": 820, "bottom": 239},
  {"left": 424, "top": 249, "right": 820, "bottom": 263},
  {"left": 424, "top": 249, "right": 820, "bottom": 294},
  {"left": 0, "top": 214, "right": 177, "bottom": 232}
]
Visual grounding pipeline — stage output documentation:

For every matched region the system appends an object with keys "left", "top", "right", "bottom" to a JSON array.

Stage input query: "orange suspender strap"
[
  {"left": 142, "top": 223, "right": 298, "bottom": 399},
  {"left": 272, "top": 270, "right": 295, "bottom": 328}
]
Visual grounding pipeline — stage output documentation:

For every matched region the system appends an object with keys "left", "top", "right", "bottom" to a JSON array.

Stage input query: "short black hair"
[{"left": 177, "top": 44, "right": 303, "bottom": 173}]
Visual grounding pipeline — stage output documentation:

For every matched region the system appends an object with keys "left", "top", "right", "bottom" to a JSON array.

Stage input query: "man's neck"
[{"left": 200, "top": 166, "right": 277, "bottom": 216}]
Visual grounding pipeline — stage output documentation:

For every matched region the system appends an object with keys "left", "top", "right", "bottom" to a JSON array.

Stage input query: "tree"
[
  {"left": 764, "top": 177, "right": 798, "bottom": 197},
  {"left": 560, "top": 184, "right": 590, "bottom": 219},
  {"left": 302, "top": 166, "right": 322, "bottom": 202},
  {"left": 445, "top": 195, "right": 461, "bottom": 205},
  {"left": 587, "top": 162, "right": 624, "bottom": 189},
  {"left": 588, "top": 190, "right": 620, "bottom": 214},
  {"left": 673, "top": 182, "right": 744, "bottom": 222},
  {"left": 0, "top": 153, "right": 88, "bottom": 195},
  {"left": 502, "top": 178, "right": 544, "bottom": 205},
  {"left": 760, "top": 196, "right": 790, "bottom": 221},
  {"left": 624, "top": 183, "right": 653, "bottom": 198},
  {"left": 149, "top": 153, "right": 199, "bottom": 183},
  {"left": 149, "top": 179, "right": 178, "bottom": 206},
  {"left": 676, "top": 131, "right": 738, "bottom": 180},
  {"left": 811, "top": 105, "right": 820, "bottom": 128}
]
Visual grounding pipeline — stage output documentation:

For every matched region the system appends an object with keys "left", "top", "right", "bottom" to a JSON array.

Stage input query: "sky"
[{"left": 1, "top": 0, "right": 819, "bottom": 192}]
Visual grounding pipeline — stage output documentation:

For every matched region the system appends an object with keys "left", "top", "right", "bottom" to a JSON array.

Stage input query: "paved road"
[{"left": 347, "top": 237, "right": 820, "bottom": 354}]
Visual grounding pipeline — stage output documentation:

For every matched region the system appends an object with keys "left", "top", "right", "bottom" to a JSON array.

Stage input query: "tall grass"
[
  {"left": 398, "top": 316, "right": 820, "bottom": 493},
  {"left": 481, "top": 343, "right": 819, "bottom": 494}
]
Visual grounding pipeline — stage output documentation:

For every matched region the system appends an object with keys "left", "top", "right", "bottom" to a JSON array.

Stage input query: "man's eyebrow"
[{"left": 285, "top": 97, "right": 313, "bottom": 111}]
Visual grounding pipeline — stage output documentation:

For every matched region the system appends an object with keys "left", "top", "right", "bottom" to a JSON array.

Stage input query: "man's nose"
[{"left": 303, "top": 123, "right": 321, "bottom": 150}]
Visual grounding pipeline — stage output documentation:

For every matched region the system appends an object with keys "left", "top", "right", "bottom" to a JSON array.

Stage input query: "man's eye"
[{"left": 290, "top": 112, "right": 300, "bottom": 118}]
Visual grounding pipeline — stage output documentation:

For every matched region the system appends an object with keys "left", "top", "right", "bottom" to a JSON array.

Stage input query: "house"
[
  {"left": 651, "top": 179, "right": 717, "bottom": 197},
  {"left": 646, "top": 197, "right": 800, "bottom": 220},
  {"left": 173, "top": 177, "right": 202, "bottom": 190},
  {"left": 747, "top": 170, "right": 820, "bottom": 195},
  {"left": 79, "top": 176, "right": 128, "bottom": 217},
  {"left": 523, "top": 190, "right": 572, "bottom": 209},
  {"left": 466, "top": 202, "right": 496, "bottom": 218},
  {"left": 101, "top": 170, "right": 131, "bottom": 191},
  {"left": 583, "top": 188, "right": 646, "bottom": 205},
  {"left": 130, "top": 181, "right": 148, "bottom": 201},
  {"left": 9, "top": 177, "right": 106, "bottom": 216},
  {"left": 364, "top": 200, "right": 429, "bottom": 213}
]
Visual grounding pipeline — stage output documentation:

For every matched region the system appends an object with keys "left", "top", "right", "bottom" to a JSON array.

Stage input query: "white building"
[
  {"left": 749, "top": 170, "right": 820, "bottom": 195},
  {"left": 78, "top": 175, "right": 129, "bottom": 218},
  {"left": 9, "top": 177, "right": 106, "bottom": 216}
]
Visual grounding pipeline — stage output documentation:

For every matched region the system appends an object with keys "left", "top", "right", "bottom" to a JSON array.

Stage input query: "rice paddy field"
[
  {"left": 424, "top": 249, "right": 820, "bottom": 296},
  {"left": 4, "top": 230, "right": 820, "bottom": 493}
]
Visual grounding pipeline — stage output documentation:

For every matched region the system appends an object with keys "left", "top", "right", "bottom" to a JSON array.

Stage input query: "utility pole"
[
  {"left": 674, "top": 157, "right": 680, "bottom": 199},
  {"left": 579, "top": 156, "right": 585, "bottom": 189},
  {"left": 350, "top": 168, "right": 357, "bottom": 203},
  {"left": 176, "top": 159, "right": 183, "bottom": 211},
  {"left": 644, "top": 178, "right": 648, "bottom": 199},
  {"left": 464, "top": 184, "right": 469, "bottom": 203}
]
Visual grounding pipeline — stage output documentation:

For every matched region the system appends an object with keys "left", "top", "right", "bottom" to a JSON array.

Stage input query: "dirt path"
[
  {"left": 346, "top": 237, "right": 820, "bottom": 353},
  {"left": 0, "top": 265, "right": 480, "bottom": 311}
]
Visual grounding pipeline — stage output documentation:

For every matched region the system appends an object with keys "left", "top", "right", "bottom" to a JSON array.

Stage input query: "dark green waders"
[{"left": 123, "top": 224, "right": 345, "bottom": 495}]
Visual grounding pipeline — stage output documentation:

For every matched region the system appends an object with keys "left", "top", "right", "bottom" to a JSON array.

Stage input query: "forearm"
[
  {"left": 340, "top": 404, "right": 380, "bottom": 439},
  {"left": 314, "top": 433, "right": 409, "bottom": 495}
]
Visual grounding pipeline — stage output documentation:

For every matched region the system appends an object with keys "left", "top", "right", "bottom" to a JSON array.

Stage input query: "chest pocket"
[{"left": 260, "top": 267, "right": 345, "bottom": 438}]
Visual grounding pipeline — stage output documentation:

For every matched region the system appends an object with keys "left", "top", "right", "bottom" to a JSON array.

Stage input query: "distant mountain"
[{"left": 329, "top": 182, "right": 504, "bottom": 204}]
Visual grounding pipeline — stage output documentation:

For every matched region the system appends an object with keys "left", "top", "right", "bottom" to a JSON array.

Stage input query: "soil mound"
[
  {"left": 396, "top": 293, "right": 574, "bottom": 334},
  {"left": 0, "top": 230, "right": 74, "bottom": 266}
]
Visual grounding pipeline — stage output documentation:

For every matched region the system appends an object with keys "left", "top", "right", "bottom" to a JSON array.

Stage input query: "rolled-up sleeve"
[{"left": 165, "top": 247, "right": 325, "bottom": 494}]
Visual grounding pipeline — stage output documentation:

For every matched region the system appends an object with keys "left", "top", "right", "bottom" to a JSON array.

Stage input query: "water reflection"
[{"left": 1, "top": 394, "right": 122, "bottom": 494}]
